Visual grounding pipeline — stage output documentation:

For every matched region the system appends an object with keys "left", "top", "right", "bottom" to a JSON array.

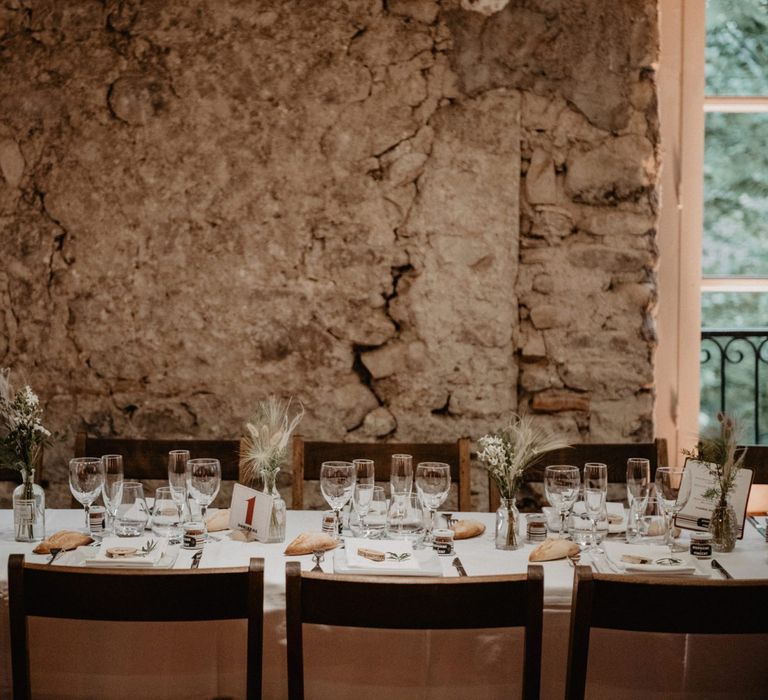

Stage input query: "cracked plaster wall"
[{"left": 1, "top": 0, "right": 659, "bottom": 508}]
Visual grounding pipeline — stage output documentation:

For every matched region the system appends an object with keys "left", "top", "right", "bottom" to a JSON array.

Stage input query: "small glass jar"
[
  {"left": 182, "top": 521, "right": 207, "bottom": 550},
  {"left": 526, "top": 514, "right": 548, "bottom": 543},
  {"left": 432, "top": 528, "right": 454, "bottom": 555},
  {"left": 690, "top": 531, "right": 713, "bottom": 559},
  {"left": 89, "top": 505, "right": 106, "bottom": 537},
  {"left": 321, "top": 511, "right": 338, "bottom": 537}
]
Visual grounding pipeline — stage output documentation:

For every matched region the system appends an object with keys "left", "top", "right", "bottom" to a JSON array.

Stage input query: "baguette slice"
[
  {"left": 284, "top": 532, "right": 338, "bottom": 556},
  {"left": 528, "top": 537, "right": 580, "bottom": 562},
  {"left": 33, "top": 530, "right": 94, "bottom": 555},
  {"left": 451, "top": 520, "right": 486, "bottom": 540},
  {"left": 205, "top": 509, "right": 230, "bottom": 532}
]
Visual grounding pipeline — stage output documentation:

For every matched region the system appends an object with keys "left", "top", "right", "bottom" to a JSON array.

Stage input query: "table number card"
[
  {"left": 229, "top": 483, "right": 274, "bottom": 543},
  {"left": 674, "top": 459, "right": 754, "bottom": 538}
]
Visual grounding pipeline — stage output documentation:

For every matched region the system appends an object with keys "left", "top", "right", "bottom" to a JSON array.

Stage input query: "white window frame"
[{"left": 657, "top": 1, "right": 768, "bottom": 461}]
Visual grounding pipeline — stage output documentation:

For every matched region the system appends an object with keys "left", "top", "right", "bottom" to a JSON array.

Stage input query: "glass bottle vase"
[
  {"left": 708, "top": 499, "right": 738, "bottom": 552},
  {"left": 13, "top": 468, "right": 46, "bottom": 542},
  {"left": 495, "top": 497, "right": 520, "bottom": 550},
  {"left": 261, "top": 469, "right": 286, "bottom": 543}
]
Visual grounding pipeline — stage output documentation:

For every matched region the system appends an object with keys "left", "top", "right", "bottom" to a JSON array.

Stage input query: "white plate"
[{"left": 332, "top": 547, "right": 443, "bottom": 577}]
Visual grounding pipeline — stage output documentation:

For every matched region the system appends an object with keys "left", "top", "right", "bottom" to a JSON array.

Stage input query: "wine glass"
[
  {"left": 583, "top": 463, "right": 608, "bottom": 552},
  {"left": 168, "top": 449, "right": 190, "bottom": 518},
  {"left": 101, "top": 454, "right": 124, "bottom": 534},
  {"left": 626, "top": 458, "right": 651, "bottom": 542},
  {"left": 544, "top": 465, "right": 580, "bottom": 538},
  {"left": 352, "top": 459, "right": 375, "bottom": 531},
  {"left": 386, "top": 493, "right": 425, "bottom": 544},
  {"left": 320, "top": 461, "right": 356, "bottom": 539},
  {"left": 150, "top": 485, "right": 183, "bottom": 538},
  {"left": 655, "top": 467, "right": 692, "bottom": 552},
  {"left": 186, "top": 458, "right": 221, "bottom": 520},
  {"left": 115, "top": 481, "right": 149, "bottom": 536},
  {"left": 415, "top": 462, "right": 451, "bottom": 542},
  {"left": 390, "top": 454, "right": 413, "bottom": 497},
  {"left": 364, "top": 486, "right": 388, "bottom": 538},
  {"left": 69, "top": 457, "right": 105, "bottom": 530}
]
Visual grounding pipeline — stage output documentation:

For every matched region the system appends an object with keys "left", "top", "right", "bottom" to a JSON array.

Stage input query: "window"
[{"left": 700, "top": 0, "right": 768, "bottom": 444}]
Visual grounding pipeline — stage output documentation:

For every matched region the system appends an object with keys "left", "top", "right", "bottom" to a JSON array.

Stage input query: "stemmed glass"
[
  {"left": 186, "top": 458, "right": 221, "bottom": 520},
  {"left": 544, "top": 465, "right": 580, "bottom": 538},
  {"left": 320, "top": 461, "right": 356, "bottom": 539},
  {"left": 655, "top": 467, "right": 692, "bottom": 553},
  {"left": 69, "top": 457, "right": 105, "bottom": 530},
  {"left": 390, "top": 454, "right": 413, "bottom": 537},
  {"left": 101, "top": 454, "right": 124, "bottom": 534},
  {"left": 352, "top": 459, "right": 375, "bottom": 533},
  {"left": 168, "top": 450, "right": 190, "bottom": 519},
  {"left": 583, "top": 463, "right": 608, "bottom": 552},
  {"left": 415, "top": 462, "right": 451, "bottom": 542},
  {"left": 626, "top": 458, "right": 651, "bottom": 541}
]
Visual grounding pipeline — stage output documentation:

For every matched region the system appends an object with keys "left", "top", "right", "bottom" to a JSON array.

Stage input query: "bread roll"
[
  {"left": 451, "top": 520, "right": 486, "bottom": 540},
  {"left": 33, "top": 531, "right": 94, "bottom": 554},
  {"left": 205, "top": 509, "right": 230, "bottom": 532},
  {"left": 528, "top": 538, "right": 580, "bottom": 562},
  {"left": 284, "top": 532, "right": 338, "bottom": 556}
]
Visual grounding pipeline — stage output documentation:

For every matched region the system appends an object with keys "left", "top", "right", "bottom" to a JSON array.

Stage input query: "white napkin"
[
  {"left": 344, "top": 538, "right": 419, "bottom": 571},
  {"left": 85, "top": 536, "right": 167, "bottom": 568}
]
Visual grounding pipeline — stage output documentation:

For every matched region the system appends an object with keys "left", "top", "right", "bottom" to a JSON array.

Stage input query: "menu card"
[{"left": 674, "top": 459, "right": 753, "bottom": 537}]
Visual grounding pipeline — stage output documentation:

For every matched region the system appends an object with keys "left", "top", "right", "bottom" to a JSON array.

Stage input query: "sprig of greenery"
[
  {"left": 386, "top": 552, "right": 412, "bottom": 562},
  {"left": 140, "top": 539, "right": 158, "bottom": 557},
  {"left": 683, "top": 412, "right": 745, "bottom": 504},
  {"left": 478, "top": 413, "right": 570, "bottom": 500},
  {"left": 0, "top": 369, "right": 52, "bottom": 477},
  {"left": 240, "top": 396, "right": 303, "bottom": 486}
]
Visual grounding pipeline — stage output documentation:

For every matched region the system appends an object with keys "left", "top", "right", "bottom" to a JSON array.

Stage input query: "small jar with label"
[
  {"left": 89, "top": 505, "right": 106, "bottom": 538},
  {"left": 321, "top": 511, "right": 339, "bottom": 538},
  {"left": 432, "top": 528, "right": 455, "bottom": 555},
  {"left": 526, "top": 514, "right": 548, "bottom": 543},
  {"left": 183, "top": 521, "right": 207, "bottom": 550},
  {"left": 690, "top": 531, "right": 713, "bottom": 559}
]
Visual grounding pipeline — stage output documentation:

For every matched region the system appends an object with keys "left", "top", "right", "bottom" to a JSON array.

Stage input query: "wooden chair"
[
  {"left": 285, "top": 562, "right": 543, "bottom": 700},
  {"left": 565, "top": 565, "right": 768, "bottom": 700},
  {"left": 0, "top": 448, "right": 46, "bottom": 488},
  {"left": 736, "top": 445, "right": 768, "bottom": 483},
  {"left": 74, "top": 431, "right": 242, "bottom": 481},
  {"left": 8, "top": 554, "right": 264, "bottom": 700},
  {"left": 489, "top": 439, "right": 669, "bottom": 511},
  {"left": 290, "top": 436, "right": 472, "bottom": 511}
]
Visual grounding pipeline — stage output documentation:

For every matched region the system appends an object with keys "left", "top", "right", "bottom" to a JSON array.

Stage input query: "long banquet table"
[{"left": 1, "top": 509, "right": 768, "bottom": 699}]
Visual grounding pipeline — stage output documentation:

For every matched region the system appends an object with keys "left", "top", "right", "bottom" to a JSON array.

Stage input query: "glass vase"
[
  {"left": 495, "top": 497, "right": 520, "bottom": 550},
  {"left": 708, "top": 499, "right": 738, "bottom": 552},
  {"left": 261, "top": 469, "right": 286, "bottom": 543},
  {"left": 13, "top": 468, "right": 46, "bottom": 542}
]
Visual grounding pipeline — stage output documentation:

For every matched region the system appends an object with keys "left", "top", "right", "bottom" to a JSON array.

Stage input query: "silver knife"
[
  {"left": 747, "top": 515, "right": 766, "bottom": 538},
  {"left": 452, "top": 557, "right": 468, "bottom": 577},
  {"left": 190, "top": 550, "right": 203, "bottom": 569},
  {"left": 711, "top": 558, "right": 733, "bottom": 580}
]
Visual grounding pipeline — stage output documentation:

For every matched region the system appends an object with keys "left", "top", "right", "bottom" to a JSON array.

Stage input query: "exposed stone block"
[
  {"left": 532, "top": 389, "right": 590, "bottom": 413},
  {"left": 525, "top": 149, "right": 556, "bottom": 204},
  {"left": 565, "top": 135, "right": 655, "bottom": 204}
]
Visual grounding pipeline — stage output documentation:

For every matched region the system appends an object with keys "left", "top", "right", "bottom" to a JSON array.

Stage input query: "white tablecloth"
[{"left": 1, "top": 510, "right": 767, "bottom": 699}]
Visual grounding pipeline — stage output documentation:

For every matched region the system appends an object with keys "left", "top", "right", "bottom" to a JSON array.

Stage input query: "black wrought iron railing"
[{"left": 700, "top": 329, "right": 768, "bottom": 444}]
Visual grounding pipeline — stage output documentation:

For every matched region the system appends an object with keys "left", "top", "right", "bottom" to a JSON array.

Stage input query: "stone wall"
[{"left": 0, "top": 0, "right": 659, "bottom": 508}]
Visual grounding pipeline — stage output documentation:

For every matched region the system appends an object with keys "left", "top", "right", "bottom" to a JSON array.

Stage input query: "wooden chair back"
[
  {"left": 8, "top": 554, "right": 264, "bottom": 700},
  {"left": 291, "top": 437, "right": 472, "bottom": 510},
  {"left": 285, "top": 562, "right": 543, "bottom": 700},
  {"left": 565, "top": 565, "right": 768, "bottom": 700},
  {"left": 0, "top": 447, "right": 45, "bottom": 487},
  {"left": 489, "top": 439, "right": 669, "bottom": 511},
  {"left": 736, "top": 445, "right": 768, "bottom": 483},
  {"left": 74, "top": 432, "right": 242, "bottom": 481}
]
